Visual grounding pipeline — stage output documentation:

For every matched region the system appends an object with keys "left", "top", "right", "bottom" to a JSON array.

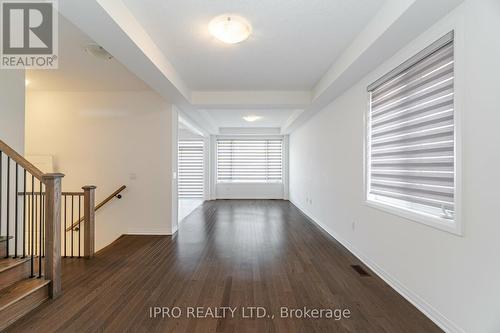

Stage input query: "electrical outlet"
[
  {"left": 129, "top": 173, "right": 137, "bottom": 181},
  {"left": 352, "top": 221, "right": 356, "bottom": 231}
]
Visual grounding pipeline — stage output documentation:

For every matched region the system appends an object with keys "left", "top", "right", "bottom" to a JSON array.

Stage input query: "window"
[
  {"left": 217, "top": 138, "right": 283, "bottom": 183},
  {"left": 366, "top": 32, "right": 458, "bottom": 229},
  {"left": 178, "top": 140, "right": 204, "bottom": 198}
]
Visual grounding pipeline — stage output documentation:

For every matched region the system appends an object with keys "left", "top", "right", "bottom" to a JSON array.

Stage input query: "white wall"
[
  {"left": 26, "top": 91, "right": 175, "bottom": 250},
  {"left": 0, "top": 71, "right": 25, "bottom": 152},
  {"left": 216, "top": 183, "right": 284, "bottom": 199},
  {"left": 0, "top": 71, "right": 25, "bottom": 256},
  {"left": 289, "top": 1, "right": 500, "bottom": 332}
]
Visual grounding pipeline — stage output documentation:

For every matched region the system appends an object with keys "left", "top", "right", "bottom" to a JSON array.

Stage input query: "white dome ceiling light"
[{"left": 208, "top": 15, "right": 252, "bottom": 44}]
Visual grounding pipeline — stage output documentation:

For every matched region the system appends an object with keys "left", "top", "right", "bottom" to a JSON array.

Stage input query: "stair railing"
[
  {"left": 64, "top": 185, "right": 126, "bottom": 258},
  {"left": 60, "top": 186, "right": 97, "bottom": 259},
  {"left": 0, "top": 139, "right": 63, "bottom": 298},
  {"left": 66, "top": 185, "right": 126, "bottom": 232},
  {"left": 19, "top": 185, "right": 125, "bottom": 260}
]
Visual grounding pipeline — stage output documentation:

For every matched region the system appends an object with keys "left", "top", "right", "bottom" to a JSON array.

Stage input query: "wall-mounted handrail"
[
  {"left": 0, "top": 139, "right": 44, "bottom": 180},
  {"left": 66, "top": 185, "right": 126, "bottom": 231}
]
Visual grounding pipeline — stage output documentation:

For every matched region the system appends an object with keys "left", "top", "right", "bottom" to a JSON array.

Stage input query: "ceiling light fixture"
[
  {"left": 243, "top": 115, "right": 261, "bottom": 122},
  {"left": 209, "top": 15, "right": 251, "bottom": 44}
]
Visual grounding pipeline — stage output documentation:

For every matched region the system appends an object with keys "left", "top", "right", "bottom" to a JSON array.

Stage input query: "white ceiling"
[
  {"left": 27, "top": 15, "right": 150, "bottom": 91},
  {"left": 122, "top": 0, "right": 385, "bottom": 91},
  {"left": 55, "top": 0, "right": 463, "bottom": 133}
]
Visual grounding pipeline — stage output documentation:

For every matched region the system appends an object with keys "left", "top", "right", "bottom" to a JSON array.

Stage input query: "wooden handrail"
[
  {"left": 62, "top": 192, "right": 85, "bottom": 196},
  {"left": 66, "top": 185, "right": 126, "bottom": 231},
  {"left": 17, "top": 191, "right": 84, "bottom": 196},
  {"left": 94, "top": 185, "right": 126, "bottom": 211},
  {"left": 0, "top": 139, "right": 44, "bottom": 180}
]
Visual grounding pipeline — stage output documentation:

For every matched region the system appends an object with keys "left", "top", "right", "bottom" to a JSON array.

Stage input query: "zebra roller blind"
[
  {"left": 178, "top": 140, "right": 204, "bottom": 198},
  {"left": 217, "top": 139, "right": 283, "bottom": 183},
  {"left": 367, "top": 32, "right": 455, "bottom": 221}
]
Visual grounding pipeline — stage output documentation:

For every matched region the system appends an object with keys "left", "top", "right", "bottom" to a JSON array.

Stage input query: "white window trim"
[{"left": 363, "top": 28, "right": 463, "bottom": 237}]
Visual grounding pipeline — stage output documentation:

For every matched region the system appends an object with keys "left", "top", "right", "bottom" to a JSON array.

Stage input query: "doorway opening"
[{"left": 177, "top": 119, "right": 207, "bottom": 223}]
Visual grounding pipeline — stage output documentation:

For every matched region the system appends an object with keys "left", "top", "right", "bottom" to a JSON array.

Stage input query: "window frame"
[
  {"left": 364, "top": 30, "right": 463, "bottom": 236},
  {"left": 215, "top": 136, "right": 284, "bottom": 185}
]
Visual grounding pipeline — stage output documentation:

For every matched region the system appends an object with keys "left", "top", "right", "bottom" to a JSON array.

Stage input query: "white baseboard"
[{"left": 289, "top": 199, "right": 465, "bottom": 333}]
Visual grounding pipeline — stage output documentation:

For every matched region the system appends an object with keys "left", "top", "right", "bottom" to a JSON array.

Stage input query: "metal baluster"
[
  {"left": 41, "top": 189, "right": 44, "bottom": 258},
  {"left": 31, "top": 175, "right": 35, "bottom": 277},
  {"left": 22, "top": 169, "right": 26, "bottom": 258},
  {"left": 0, "top": 151, "right": 2, "bottom": 240},
  {"left": 27, "top": 193, "right": 30, "bottom": 258},
  {"left": 38, "top": 181, "right": 42, "bottom": 278},
  {"left": 64, "top": 195, "right": 67, "bottom": 257},
  {"left": 14, "top": 163, "right": 18, "bottom": 258},
  {"left": 28, "top": 192, "right": 31, "bottom": 258},
  {"left": 6, "top": 157, "right": 10, "bottom": 258},
  {"left": 34, "top": 188, "right": 37, "bottom": 259},
  {"left": 78, "top": 195, "right": 81, "bottom": 258},
  {"left": 71, "top": 195, "right": 74, "bottom": 258}
]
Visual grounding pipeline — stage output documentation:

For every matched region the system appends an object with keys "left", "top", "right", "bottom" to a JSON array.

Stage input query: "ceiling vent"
[
  {"left": 351, "top": 264, "right": 371, "bottom": 277},
  {"left": 84, "top": 44, "right": 113, "bottom": 60}
]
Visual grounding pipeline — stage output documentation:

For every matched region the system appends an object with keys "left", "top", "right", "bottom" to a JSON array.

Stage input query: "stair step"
[
  {"left": 0, "top": 236, "right": 13, "bottom": 242},
  {"left": 0, "top": 278, "right": 50, "bottom": 331},
  {"left": 0, "top": 257, "right": 30, "bottom": 273},
  {"left": 0, "top": 258, "right": 31, "bottom": 288}
]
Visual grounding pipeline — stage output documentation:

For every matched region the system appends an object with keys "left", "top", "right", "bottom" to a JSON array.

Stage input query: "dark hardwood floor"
[{"left": 7, "top": 200, "right": 442, "bottom": 332}]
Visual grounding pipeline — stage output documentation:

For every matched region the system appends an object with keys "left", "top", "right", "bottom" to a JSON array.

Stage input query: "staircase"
[
  {"left": 0, "top": 139, "right": 127, "bottom": 330},
  {"left": 0, "top": 255, "right": 49, "bottom": 330},
  {"left": 0, "top": 139, "right": 64, "bottom": 331}
]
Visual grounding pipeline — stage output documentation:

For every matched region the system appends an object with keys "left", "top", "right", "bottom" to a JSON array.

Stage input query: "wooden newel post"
[
  {"left": 42, "top": 173, "right": 64, "bottom": 299},
  {"left": 83, "top": 185, "right": 97, "bottom": 259}
]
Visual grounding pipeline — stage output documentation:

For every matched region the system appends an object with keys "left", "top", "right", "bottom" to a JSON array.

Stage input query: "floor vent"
[{"left": 351, "top": 264, "right": 371, "bottom": 277}]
